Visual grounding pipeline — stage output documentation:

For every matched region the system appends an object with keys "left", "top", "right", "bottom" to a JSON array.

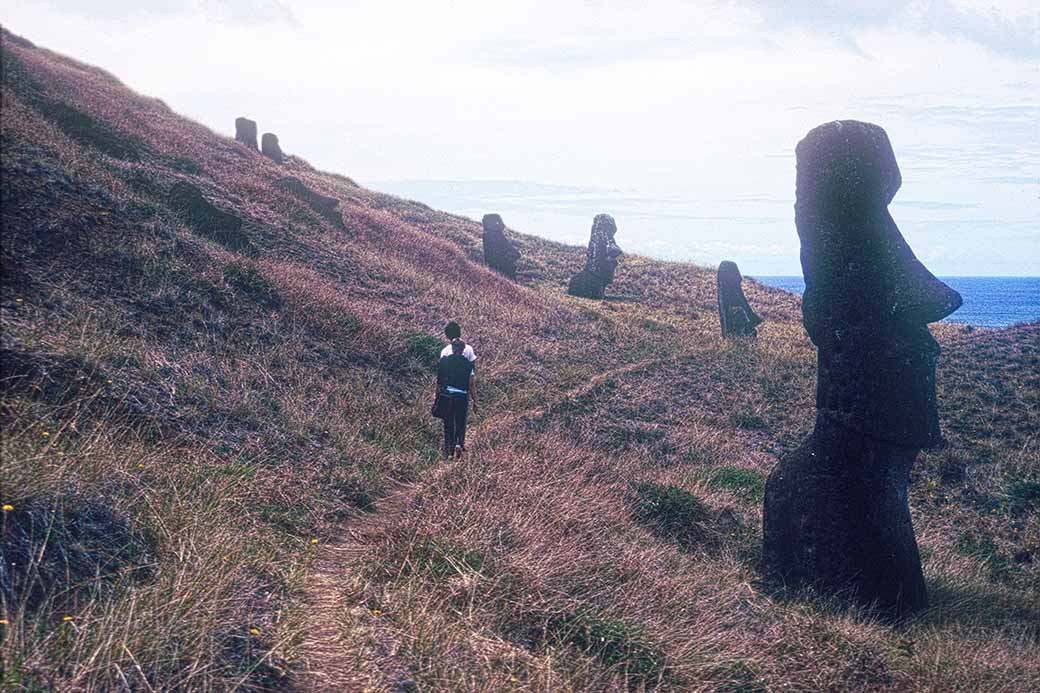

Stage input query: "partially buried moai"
[
  {"left": 717, "top": 260, "right": 762, "bottom": 338},
  {"left": 567, "top": 214, "right": 622, "bottom": 298},
  {"left": 481, "top": 214, "right": 521, "bottom": 279},
  {"left": 762, "top": 121, "right": 962, "bottom": 617}
]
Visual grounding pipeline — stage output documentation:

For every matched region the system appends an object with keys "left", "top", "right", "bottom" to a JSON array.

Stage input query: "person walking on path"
[{"left": 436, "top": 338, "right": 478, "bottom": 459}]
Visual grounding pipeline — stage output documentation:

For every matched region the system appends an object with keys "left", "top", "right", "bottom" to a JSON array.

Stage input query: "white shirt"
[{"left": 440, "top": 343, "right": 476, "bottom": 363}]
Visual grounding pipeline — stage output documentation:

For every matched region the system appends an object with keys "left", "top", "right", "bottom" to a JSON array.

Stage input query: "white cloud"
[{"left": 2, "top": 0, "right": 1036, "bottom": 274}]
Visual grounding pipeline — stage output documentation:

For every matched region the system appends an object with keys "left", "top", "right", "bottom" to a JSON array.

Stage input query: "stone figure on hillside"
[
  {"left": 276, "top": 176, "right": 345, "bottom": 230},
  {"left": 762, "top": 120, "right": 962, "bottom": 617},
  {"left": 481, "top": 213, "right": 521, "bottom": 279},
  {"left": 235, "top": 117, "right": 258, "bottom": 150},
  {"left": 567, "top": 214, "right": 622, "bottom": 299},
  {"left": 168, "top": 180, "right": 249, "bottom": 252},
  {"left": 717, "top": 260, "right": 762, "bottom": 338},
  {"left": 261, "top": 133, "right": 284, "bottom": 163}
]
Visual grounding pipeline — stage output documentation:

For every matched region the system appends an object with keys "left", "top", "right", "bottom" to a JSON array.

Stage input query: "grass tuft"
[{"left": 630, "top": 481, "right": 712, "bottom": 549}]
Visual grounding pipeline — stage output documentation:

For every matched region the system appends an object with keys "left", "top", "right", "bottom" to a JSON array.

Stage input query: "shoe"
[{"left": 454, "top": 445, "right": 463, "bottom": 459}]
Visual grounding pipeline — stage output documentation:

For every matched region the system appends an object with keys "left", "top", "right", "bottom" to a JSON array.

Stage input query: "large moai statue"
[
  {"left": 261, "top": 132, "right": 284, "bottom": 163},
  {"left": 567, "top": 214, "right": 622, "bottom": 299},
  {"left": 235, "top": 117, "right": 258, "bottom": 150},
  {"left": 481, "top": 213, "right": 521, "bottom": 279},
  {"left": 717, "top": 260, "right": 763, "bottom": 338},
  {"left": 762, "top": 121, "right": 962, "bottom": 617}
]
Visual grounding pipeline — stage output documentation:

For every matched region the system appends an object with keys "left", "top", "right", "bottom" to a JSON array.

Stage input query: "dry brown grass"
[{"left": 1, "top": 27, "right": 1037, "bottom": 691}]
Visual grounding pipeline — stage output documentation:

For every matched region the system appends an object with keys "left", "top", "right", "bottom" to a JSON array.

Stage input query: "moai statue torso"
[
  {"left": 717, "top": 260, "right": 763, "bottom": 338},
  {"left": 481, "top": 214, "right": 521, "bottom": 280},
  {"left": 568, "top": 214, "right": 622, "bottom": 298},
  {"left": 762, "top": 121, "right": 962, "bottom": 617}
]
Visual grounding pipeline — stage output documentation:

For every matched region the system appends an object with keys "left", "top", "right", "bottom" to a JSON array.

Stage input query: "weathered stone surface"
[
  {"left": 481, "top": 213, "right": 521, "bottom": 279},
  {"left": 235, "top": 117, "right": 258, "bottom": 150},
  {"left": 261, "top": 132, "right": 283, "bottom": 163},
  {"left": 276, "top": 176, "right": 344, "bottom": 230},
  {"left": 763, "top": 120, "right": 962, "bottom": 617},
  {"left": 717, "top": 260, "right": 762, "bottom": 337},
  {"left": 168, "top": 181, "right": 249, "bottom": 252},
  {"left": 567, "top": 213, "right": 622, "bottom": 298}
]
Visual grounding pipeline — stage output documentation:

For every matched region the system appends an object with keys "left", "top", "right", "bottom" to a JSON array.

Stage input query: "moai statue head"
[
  {"left": 586, "top": 213, "right": 622, "bottom": 283},
  {"left": 481, "top": 213, "right": 521, "bottom": 279},
  {"left": 717, "top": 260, "right": 763, "bottom": 338},
  {"left": 235, "top": 117, "right": 258, "bottom": 150},
  {"left": 261, "top": 132, "right": 284, "bottom": 163},
  {"left": 795, "top": 121, "right": 961, "bottom": 449}
]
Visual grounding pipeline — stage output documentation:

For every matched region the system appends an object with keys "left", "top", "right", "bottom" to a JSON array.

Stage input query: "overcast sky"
[{"left": 4, "top": 1, "right": 1038, "bottom": 275}]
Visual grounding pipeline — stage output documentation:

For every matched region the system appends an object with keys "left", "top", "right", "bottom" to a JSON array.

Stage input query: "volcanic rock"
[
  {"left": 481, "top": 213, "right": 521, "bottom": 279},
  {"left": 276, "top": 176, "right": 344, "bottom": 230},
  {"left": 762, "top": 120, "right": 962, "bottom": 617},
  {"left": 235, "top": 117, "right": 258, "bottom": 150},
  {"left": 717, "top": 260, "right": 762, "bottom": 337},
  {"left": 261, "top": 132, "right": 283, "bottom": 163},
  {"left": 168, "top": 180, "right": 249, "bottom": 252},
  {"left": 567, "top": 214, "right": 622, "bottom": 299}
]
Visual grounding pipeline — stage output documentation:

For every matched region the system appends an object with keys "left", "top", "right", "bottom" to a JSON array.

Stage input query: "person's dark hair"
[
  {"left": 445, "top": 321, "right": 462, "bottom": 340},
  {"left": 451, "top": 339, "right": 465, "bottom": 355}
]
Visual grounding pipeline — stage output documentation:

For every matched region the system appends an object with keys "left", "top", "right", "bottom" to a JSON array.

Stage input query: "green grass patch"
[
  {"left": 1006, "top": 480, "right": 1040, "bottom": 512},
  {"left": 631, "top": 481, "right": 711, "bottom": 549},
  {"left": 546, "top": 609, "right": 669, "bottom": 684},
  {"left": 954, "top": 532, "right": 1016, "bottom": 585},
  {"left": 702, "top": 466, "right": 766, "bottom": 503},
  {"left": 402, "top": 331, "right": 443, "bottom": 368}
]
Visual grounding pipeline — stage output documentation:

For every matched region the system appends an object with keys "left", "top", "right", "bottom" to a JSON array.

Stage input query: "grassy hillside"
[{"left": 1, "top": 29, "right": 1037, "bottom": 691}]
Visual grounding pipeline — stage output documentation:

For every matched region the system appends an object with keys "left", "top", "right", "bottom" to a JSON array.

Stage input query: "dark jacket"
[{"left": 437, "top": 354, "right": 473, "bottom": 394}]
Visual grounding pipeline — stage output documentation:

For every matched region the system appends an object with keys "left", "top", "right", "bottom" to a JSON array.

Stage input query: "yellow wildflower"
[
  {"left": 310, "top": 538, "right": 319, "bottom": 545},
  {"left": 15, "top": 298, "right": 23, "bottom": 303},
  {"left": 249, "top": 628, "right": 260, "bottom": 635},
  {"left": 0, "top": 619, "right": 8, "bottom": 625},
  {"left": 2, "top": 504, "right": 12, "bottom": 512},
  {"left": 41, "top": 431, "right": 50, "bottom": 437},
  {"left": 62, "top": 616, "right": 74, "bottom": 622},
  {"left": 371, "top": 609, "right": 381, "bottom": 615},
  {"left": 137, "top": 463, "right": 144, "bottom": 469},
  {"left": 106, "top": 379, "right": 113, "bottom": 385}
]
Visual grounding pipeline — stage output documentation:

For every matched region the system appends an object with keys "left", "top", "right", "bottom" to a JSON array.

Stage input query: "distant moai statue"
[
  {"left": 481, "top": 214, "right": 521, "bottom": 279},
  {"left": 567, "top": 214, "right": 622, "bottom": 298},
  {"left": 717, "top": 260, "right": 762, "bottom": 338},
  {"left": 235, "top": 117, "right": 258, "bottom": 150},
  {"left": 261, "top": 133, "right": 284, "bottom": 163},
  {"left": 762, "top": 121, "right": 962, "bottom": 617}
]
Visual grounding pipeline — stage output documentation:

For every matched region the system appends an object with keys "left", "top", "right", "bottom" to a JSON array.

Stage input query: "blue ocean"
[{"left": 755, "top": 276, "right": 1040, "bottom": 329}]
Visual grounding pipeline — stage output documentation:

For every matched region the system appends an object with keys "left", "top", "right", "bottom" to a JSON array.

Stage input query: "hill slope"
[{"left": 1, "top": 29, "right": 1037, "bottom": 691}]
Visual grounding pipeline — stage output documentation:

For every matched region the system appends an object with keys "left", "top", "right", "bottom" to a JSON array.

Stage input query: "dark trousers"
[{"left": 443, "top": 393, "right": 469, "bottom": 456}]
